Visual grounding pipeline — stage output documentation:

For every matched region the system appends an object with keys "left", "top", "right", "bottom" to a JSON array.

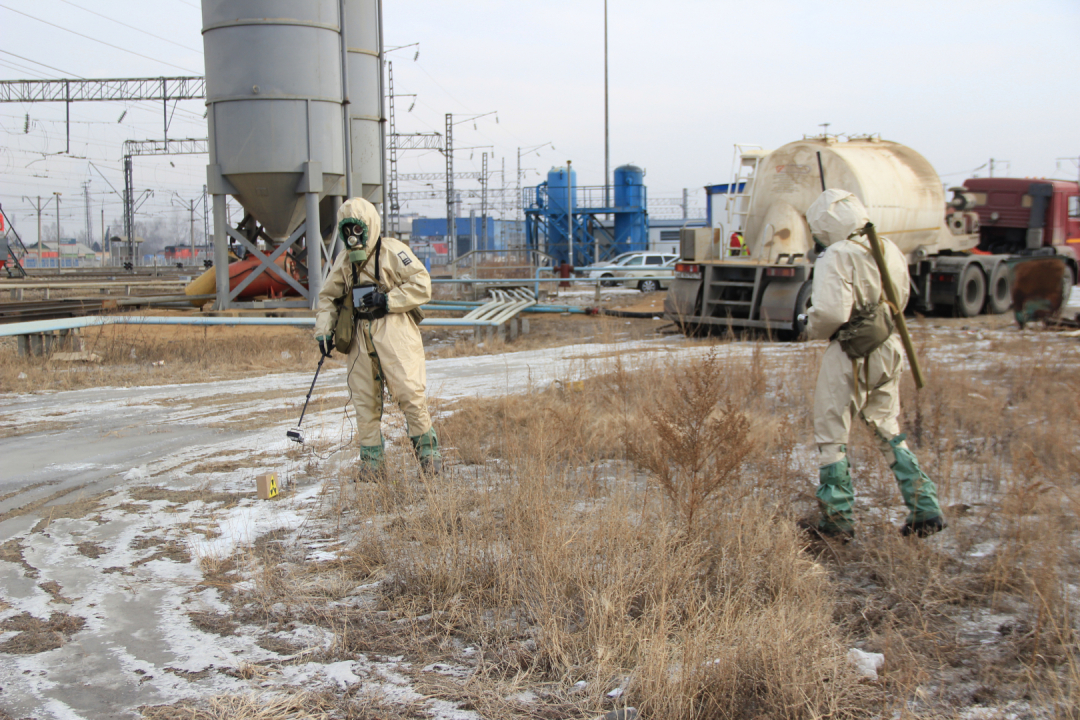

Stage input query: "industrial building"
[{"left": 409, "top": 217, "right": 525, "bottom": 262}]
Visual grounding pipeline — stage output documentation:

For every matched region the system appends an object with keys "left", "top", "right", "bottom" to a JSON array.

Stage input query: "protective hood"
[
  {"left": 805, "top": 189, "right": 869, "bottom": 247},
  {"left": 337, "top": 197, "right": 381, "bottom": 251}
]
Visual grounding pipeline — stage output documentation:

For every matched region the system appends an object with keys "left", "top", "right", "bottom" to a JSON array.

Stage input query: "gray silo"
[
  {"left": 203, "top": 0, "right": 384, "bottom": 310},
  {"left": 344, "top": 0, "right": 385, "bottom": 206}
]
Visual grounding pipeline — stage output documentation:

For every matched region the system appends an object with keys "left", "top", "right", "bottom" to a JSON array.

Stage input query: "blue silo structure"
[
  {"left": 544, "top": 166, "right": 577, "bottom": 265},
  {"left": 523, "top": 161, "right": 649, "bottom": 266},
  {"left": 614, "top": 164, "right": 647, "bottom": 252},
  {"left": 547, "top": 166, "right": 576, "bottom": 216}
]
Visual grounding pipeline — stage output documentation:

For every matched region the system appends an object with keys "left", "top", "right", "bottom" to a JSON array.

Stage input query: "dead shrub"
[{"left": 624, "top": 349, "right": 754, "bottom": 535}]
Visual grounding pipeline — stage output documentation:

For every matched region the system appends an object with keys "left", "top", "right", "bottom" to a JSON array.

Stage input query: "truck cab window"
[{"left": 1069, "top": 196, "right": 1079, "bottom": 219}]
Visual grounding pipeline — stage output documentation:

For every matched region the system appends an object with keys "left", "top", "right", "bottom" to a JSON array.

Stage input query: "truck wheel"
[
  {"left": 986, "top": 262, "right": 1011, "bottom": 314},
  {"left": 1063, "top": 264, "right": 1076, "bottom": 311},
  {"left": 793, "top": 280, "right": 813, "bottom": 339},
  {"left": 776, "top": 280, "right": 813, "bottom": 341},
  {"left": 956, "top": 263, "right": 987, "bottom": 317},
  {"left": 639, "top": 279, "right": 660, "bottom": 293}
]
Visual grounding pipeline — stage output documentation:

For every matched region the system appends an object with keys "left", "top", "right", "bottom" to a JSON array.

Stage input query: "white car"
[
  {"left": 613, "top": 256, "right": 678, "bottom": 292},
  {"left": 583, "top": 252, "right": 676, "bottom": 286}
]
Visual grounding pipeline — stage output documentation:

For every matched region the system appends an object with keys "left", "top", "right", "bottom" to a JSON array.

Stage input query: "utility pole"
[
  {"left": 518, "top": 146, "right": 527, "bottom": 239},
  {"left": 23, "top": 195, "right": 47, "bottom": 266},
  {"left": 469, "top": 207, "right": 476, "bottom": 256},
  {"left": 989, "top": 158, "right": 994, "bottom": 178},
  {"left": 445, "top": 113, "right": 455, "bottom": 259},
  {"left": 682, "top": 188, "right": 688, "bottom": 220},
  {"left": 123, "top": 154, "right": 134, "bottom": 267},
  {"left": 172, "top": 193, "right": 198, "bottom": 265},
  {"left": 603, "top": 0, "right": 610, "bottom": 209},
  {"left": 82, "top": 180, "right": 92, "bottom": 250},
  {"left": 481, "top": 152, "right": 488, "bottom": 252},
  {"left": 387, "top": 61, "right": 398, "bottom": 237},
  {"left": 53, "top": 191, "right": 62, "bottom": 272},
  {"left": 189, "top": 199, "right": 195, "bottom": 263},
  {"left": 566, "top": 159, "right": 573, "bottom": 267},
  {"left": 202, "top": 184, "right": 209, "bottom": 261}
]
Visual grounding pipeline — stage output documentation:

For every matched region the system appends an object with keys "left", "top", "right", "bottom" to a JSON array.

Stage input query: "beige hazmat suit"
[
  {"left": 805, "top": 190, "right": 910, "bottom": 466},
  {"left": 805, "top": 189, "right": 944, "bottom": 535},
  {"left": 314, "top": 198, "right": 435, "bottom": 464}
]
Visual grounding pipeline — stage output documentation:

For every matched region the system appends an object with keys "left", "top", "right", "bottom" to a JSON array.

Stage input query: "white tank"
[{"left": 743, "top": 137, "right": 977, "bottom": 262}]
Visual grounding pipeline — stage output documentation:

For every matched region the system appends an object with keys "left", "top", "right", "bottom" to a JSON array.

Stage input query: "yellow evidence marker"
[{"left": 256, "top": 472, "right": 279, "bottom": 500}]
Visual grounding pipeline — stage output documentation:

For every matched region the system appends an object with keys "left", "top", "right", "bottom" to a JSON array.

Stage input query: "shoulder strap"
[{"left": 373, "top": 238, "right": 382, "bottom": 285}]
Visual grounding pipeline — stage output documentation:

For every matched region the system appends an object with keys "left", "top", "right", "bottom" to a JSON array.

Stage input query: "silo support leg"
[
  {"left": 213, "top": 194, "right": 230, "bottom": 311},
  {"left": 305, "top": 191, "right": 322, "bottom": 310}
]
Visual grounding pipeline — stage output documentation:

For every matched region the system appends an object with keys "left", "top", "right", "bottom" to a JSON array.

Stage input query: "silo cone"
[{"left": 203, "top": 0, "right": 347, "bottom": 308}]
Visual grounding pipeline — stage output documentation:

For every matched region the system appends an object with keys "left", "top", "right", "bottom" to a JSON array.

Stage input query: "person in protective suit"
[
  {"left": 314, "top": 197, "right": 442, "bottom": 477},
  {"left": 804, "top": 189, "right": 945, "bottom": 538}
]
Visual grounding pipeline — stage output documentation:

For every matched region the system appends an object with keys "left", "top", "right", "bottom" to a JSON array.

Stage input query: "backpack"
[{"left": 836, "top": 301, "right": 894, "bottom": 359}]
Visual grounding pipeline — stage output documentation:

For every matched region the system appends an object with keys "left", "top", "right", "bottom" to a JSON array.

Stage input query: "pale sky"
[{"left": 1, "top": 0, "right": 1077, "bottom": 242}]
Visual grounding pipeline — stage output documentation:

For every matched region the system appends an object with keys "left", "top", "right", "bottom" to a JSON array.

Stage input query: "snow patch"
[{"left": 847, "top": 648, "right": 885, "bottom": 680}]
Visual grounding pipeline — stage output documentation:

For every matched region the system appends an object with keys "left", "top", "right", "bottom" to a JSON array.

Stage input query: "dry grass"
[
  {"left": 0, "top": 318, "right": 319, "bottom": 393},
  {"left": 213, "top": 331, "right": 1077, "bottom": 718},
  {"left": 10, "top": 312, "right": 1079, "bottom": 717}
]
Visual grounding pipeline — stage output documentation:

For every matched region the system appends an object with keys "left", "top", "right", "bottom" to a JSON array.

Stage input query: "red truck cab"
[{"left": 963, "top": 178, "right": 1080, "bottom": 279}]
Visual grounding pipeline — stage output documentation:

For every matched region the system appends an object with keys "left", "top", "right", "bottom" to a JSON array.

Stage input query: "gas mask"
[{"left": 340, "top": 219, "right": 369, "bottom": 263}]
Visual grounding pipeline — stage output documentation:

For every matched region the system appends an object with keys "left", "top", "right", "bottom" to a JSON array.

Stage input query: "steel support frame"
[{"left": 445, "top": 113, "right": 455, "bottom": 260}]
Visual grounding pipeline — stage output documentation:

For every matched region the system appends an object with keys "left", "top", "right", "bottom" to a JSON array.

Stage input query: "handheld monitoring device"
[
  {"left": 353, "top": 282, "right": 376, "bottom": 308},
  {"left": 287, "top": 353, "right": 327, "bottom": 444}
]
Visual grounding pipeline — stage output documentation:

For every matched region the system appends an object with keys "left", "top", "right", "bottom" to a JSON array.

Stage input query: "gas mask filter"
[{"left": 341, "top": 220, "right": 369, "bottom": 263}]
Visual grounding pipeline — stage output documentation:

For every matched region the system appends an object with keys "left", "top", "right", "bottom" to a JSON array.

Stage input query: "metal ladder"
[{"left": 722, "top": 144, "right": 766, "bottom": 255}]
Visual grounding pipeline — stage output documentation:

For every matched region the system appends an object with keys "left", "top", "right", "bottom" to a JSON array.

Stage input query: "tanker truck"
[{"left": 664, "top": 136, "right": 1080, "bottom": 337}]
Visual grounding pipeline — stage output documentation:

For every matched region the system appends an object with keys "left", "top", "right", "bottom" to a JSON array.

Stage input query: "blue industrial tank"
[
  {"left": 547, "top": 166, "right": 576, "bottom": 216},
  {"left": 614, "top": 164, "right": 647, "bottom": 251},
  {"left": 614, "top": 164, "right": 644, "bottom": 207}
]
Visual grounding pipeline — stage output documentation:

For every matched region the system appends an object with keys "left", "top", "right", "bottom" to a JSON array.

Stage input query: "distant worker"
[
  {"left": 314, "top": 197, "right": 441, "bottom": 478},
  {"left": 803, "top": 189, "right": 945, "bottom": 538},
  {"left": 729, "top": 232, "right": 748, "bottom": 257}
]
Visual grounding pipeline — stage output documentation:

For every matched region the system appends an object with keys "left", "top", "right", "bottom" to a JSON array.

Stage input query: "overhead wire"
[
  {"left": 0, "top": 4, "right": 202, "bottom": 74},
  {"left": 56, "top": 0, "right": 203, "bottom": 55}
]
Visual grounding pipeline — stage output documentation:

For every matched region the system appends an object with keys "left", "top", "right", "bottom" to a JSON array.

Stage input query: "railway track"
[{"left": 0, "top": 299, "right": 109, "bottom": 324}]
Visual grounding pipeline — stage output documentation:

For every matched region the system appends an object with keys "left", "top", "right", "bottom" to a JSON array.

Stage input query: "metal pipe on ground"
[{"left": 0, "top": 314, "right": 538, "bottom": 338}]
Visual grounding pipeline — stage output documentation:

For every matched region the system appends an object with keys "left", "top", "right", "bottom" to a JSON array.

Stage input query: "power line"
[
  {"left": 56, "top": 0, "right": 203, "bottom": 54},
  {"left": 0, "top": 49, "right": 85, "bottom": 80},
  {"left": 0, "top": 4, "right": 202, "bottom": 75}
]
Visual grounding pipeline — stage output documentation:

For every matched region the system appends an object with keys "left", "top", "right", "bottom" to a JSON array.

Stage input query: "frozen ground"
[
  {"left": 0, "top": 311, "right": 1077, "bottom": 719},
  {"left": 1, "top": 335, "right": 796, "bottom": 720}
]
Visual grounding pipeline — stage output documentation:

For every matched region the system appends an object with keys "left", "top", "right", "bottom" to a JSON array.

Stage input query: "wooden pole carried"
[{"left": 858, "top": 221, "right": 926, "bottom": 390}]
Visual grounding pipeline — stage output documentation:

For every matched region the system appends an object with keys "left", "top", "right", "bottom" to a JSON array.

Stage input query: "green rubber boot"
[
  {"left": 815, "top": 455, "right": 855, "bottom": 537},
  {"left": 409, "top": 428, "right": 442, "bottom": 475},
  {"left": 356, "top": 438, "right": 385, "bottom": 482},
  {"left": 888, "top": 434, "right": 946, "bottom": 536}
]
